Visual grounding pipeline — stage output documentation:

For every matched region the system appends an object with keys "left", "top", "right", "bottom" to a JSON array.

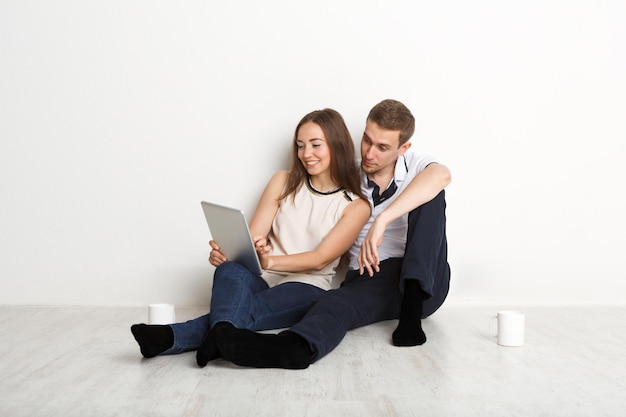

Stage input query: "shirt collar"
[
  {"left": 394, "top": 154, "right": 409, "bottom": 183},
  {"left": 360, "top": 154, "right": 410, "bottom": 188}
]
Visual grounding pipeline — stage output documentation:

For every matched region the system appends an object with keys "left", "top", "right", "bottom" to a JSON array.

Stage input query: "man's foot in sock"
[
  {"left": 392, "top": 279, "right": 427, "bottom": 347},
  {"left": 196, "top": 322, "right": 230, "bottom": 367},
  {"left": 392, "top": 322, "right": 427, "bottom": 346},
  {"left": 130, "top": 324, "right": 174, "bottom": 358},
  {"left": 217, "top": 326, "right": 311, "bottom": 369}
]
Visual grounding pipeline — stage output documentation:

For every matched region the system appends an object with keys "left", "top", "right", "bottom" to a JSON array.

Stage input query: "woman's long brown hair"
[{"left": 280, "top": 108, "right": 365, "bottom": 201}]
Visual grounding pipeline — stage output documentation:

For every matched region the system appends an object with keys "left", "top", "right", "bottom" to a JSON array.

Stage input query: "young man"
[{"left": 216, "top": 99, "right": 451, "bottom": 369}]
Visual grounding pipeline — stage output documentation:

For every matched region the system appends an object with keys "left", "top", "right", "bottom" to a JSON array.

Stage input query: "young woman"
[{"left": 131, "top": 108, "right": 370, "bottom": 367}]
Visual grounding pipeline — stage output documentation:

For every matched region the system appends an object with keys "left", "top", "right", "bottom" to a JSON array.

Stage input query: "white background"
[{"left": 1, "top": 0, "right": 624, "bottom": 307}]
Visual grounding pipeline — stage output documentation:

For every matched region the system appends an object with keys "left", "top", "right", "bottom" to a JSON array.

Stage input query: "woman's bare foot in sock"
[{"left": 130, "top": 324, "right": 174, "bottom": 358}]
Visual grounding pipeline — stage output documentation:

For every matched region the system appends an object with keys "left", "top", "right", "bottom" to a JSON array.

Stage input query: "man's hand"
[{"left": 358, "top": 217, "right": 387, "bottom": 276}]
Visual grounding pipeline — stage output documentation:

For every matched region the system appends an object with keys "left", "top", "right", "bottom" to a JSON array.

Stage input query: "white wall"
[{"left": 1, "top": 0, "right": 624, "bottom": 307}]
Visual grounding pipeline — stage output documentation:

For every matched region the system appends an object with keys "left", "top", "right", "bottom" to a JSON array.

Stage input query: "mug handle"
[{"left": 489, "top": 315, "right": 498, "bottom": 338}]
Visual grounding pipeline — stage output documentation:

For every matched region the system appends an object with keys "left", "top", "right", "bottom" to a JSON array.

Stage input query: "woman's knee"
[{"left": 214, "top": 261, "right": 249, "bottom": 282}]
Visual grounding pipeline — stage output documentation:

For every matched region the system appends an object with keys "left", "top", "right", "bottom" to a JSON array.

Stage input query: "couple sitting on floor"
[{"left": 131, "top": 99, "right": 451, "bottom": 369}]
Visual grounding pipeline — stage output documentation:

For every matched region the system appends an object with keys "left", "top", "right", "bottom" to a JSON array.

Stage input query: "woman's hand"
[
  {"left": 253, "top": 237, "right": 273, "bottom": 270},
  {"left": 208, "top": 240, "right": 227, "bottom": 267}
]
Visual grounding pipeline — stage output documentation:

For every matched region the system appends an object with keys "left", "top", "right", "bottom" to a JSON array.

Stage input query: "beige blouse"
[{"left": 261, "top": 179, "right": 360, "bottom": 291}]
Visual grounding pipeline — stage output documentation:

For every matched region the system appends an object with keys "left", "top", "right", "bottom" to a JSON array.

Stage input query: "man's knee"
[{"left": 409, "top": 190, "right": 446, "bottom": 220}]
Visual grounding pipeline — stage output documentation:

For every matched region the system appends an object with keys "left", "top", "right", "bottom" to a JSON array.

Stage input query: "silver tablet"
[{"left": 201, "top": 201, "right": 263, "bottom": 276}]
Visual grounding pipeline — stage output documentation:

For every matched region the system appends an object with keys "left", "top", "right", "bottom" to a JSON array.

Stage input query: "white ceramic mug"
[
  {"left": 495, "top": 310, "right": 525, "bottom": 347},
  {"left": 148, "top": 303, "right": 176, "bottom": 325}
]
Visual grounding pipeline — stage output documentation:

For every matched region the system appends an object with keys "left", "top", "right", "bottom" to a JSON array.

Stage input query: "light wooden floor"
[{"left": 1, "top": 305, "right": 625, "bottom": 417}]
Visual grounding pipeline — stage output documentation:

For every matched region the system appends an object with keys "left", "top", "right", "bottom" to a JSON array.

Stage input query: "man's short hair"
[{"left": 367, "top": 99, "right": 415, "bottom": 146}]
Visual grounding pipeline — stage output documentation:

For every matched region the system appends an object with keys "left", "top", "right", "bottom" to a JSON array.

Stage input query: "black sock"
[
  {"left": 217, "top": 326, "right": 311, "bottom": 369},
  {"left": 130, "top": 324, "right": 174, "bottom": 358},
  {"left": 392, "top": 279, "right": 427, "bottom": 347},
  {"left": 196, "top": 322, "right": 229, "bottom": 367}
]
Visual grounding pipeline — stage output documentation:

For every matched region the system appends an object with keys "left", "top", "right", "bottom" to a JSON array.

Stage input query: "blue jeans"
[{"left": 163, "top": 261, "right": 324, "bottom": 354}]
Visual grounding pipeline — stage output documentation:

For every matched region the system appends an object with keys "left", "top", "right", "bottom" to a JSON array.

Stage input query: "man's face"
[{"left": 360, "top": 120, "right": 410, "bottom": 176}]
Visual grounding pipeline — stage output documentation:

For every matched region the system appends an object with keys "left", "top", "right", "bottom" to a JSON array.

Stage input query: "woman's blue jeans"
[{"left": 163, "top": 261, "right": 324, "bottom": 354}]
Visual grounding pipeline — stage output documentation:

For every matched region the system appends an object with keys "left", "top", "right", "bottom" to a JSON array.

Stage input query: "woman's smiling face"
[{"left": 296, "top": 121, "right": 332, "bottom": 176}]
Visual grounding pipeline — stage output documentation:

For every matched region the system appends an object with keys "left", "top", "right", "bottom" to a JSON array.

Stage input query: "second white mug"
[
  {"left": 496, "top": 310, "right": 525, "bottom": 347},
  {"left": 148, "top": 303, "right": 176, "bottom": 325}
]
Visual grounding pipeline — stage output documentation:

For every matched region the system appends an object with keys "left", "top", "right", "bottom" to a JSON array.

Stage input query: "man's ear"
[{"left": 398, "top": 141, "right": 412, "bottom": 156}]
